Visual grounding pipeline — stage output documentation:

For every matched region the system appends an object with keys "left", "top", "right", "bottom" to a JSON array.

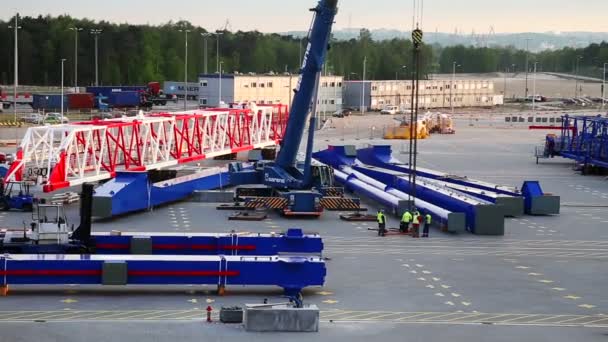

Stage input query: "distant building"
[
  {"left": 163, "top": 81, "right": 200, "bottom": 100},
  {"left": 343, "top": 79, "right": 501, "bottom": 111},
  {"left": 198, "top": 73, "right": 343, "bottom": 112}
]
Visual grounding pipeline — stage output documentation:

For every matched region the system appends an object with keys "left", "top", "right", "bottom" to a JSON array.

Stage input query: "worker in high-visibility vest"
[
  {"left": 400, "top": 210, "right": 412, "bottom": 233},
  {"left": 423, "top": 213, "right": 432, "bottom": 238},
  {"left": 411, "top": 210, "right": 421, "bottom": 238},
  {"left": 377, "top": 209, "right": 387, "bottom": 237}
]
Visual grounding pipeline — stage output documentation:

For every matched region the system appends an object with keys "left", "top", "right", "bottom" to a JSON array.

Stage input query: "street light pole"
[
  {"left": 69, "top": 27, "right": 83, "bottom": 90},
  {"left": 532, "top": 62, "right": 538, "bottom": 111},
  {"left": 214, "top": 32, "right": 223, "bottom": 73},
  {"left": 451, "top": 61, "right": 460, "bottom": 115},
  {"left": 9, "top": 13, "right": 21, "bottom": 125},
  {"left": 61, "top": 59, "right": 66, "bottom": 123},
  {"left": 179, "top": 28, "right": 191, "bottom": 110},
  {"left": 90, "top": 29, "right": 102, "bottom": 86},
  {"left": 361, "top": 56, "right": 367, "bottom": 115},
  {"left": 219, "top": 61, "right": 224, "bottom": 106},
  {"left": 603, "top": 63, "right": 607, "bottom": 110},
  {"left": 201, "top": 33, "right": 211, "bottom": 74},
  {"left": 524, "top": 38, "right": 531, "bottom": 100},
  {"left": 575, "top": 56, "right": 582, "bottom": 98}
]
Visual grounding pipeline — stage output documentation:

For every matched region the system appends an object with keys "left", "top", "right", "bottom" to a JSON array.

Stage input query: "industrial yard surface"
[{"left": 0, "top": 114, "right": 606, "bottom": 341}]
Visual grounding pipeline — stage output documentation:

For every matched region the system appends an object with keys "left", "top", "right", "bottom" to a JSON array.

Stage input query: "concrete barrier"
[{"left": 244, "top": 304, "right": 319, "bottom": 332}]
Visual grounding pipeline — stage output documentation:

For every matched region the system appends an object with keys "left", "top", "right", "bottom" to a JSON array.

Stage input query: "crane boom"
[{"left": 275, "top": 0, "right": 338, "bottom": 169}]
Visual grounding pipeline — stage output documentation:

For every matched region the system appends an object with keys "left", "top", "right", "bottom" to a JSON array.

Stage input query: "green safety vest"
[
  {"left": 426, "top": 214, "right": 432, "bottom": 224},
  {"left": 401, "top": 212, "right": 412, "bottom": 223},
  {"left": 412, "top": 212, "right": 420, "bottom": 224},
  {"left": 377, "top": 213, "right": 385, "bottom": 224}
]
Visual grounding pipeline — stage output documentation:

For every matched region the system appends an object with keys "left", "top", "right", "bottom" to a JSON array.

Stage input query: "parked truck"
[{"left": 86, "top": 82, "right": 176, "bottom": 109}]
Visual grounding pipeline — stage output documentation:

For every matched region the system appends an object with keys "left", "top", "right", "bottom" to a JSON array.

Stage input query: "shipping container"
[
  {"left": 108, "top": 91, "right": 141, "bottom": 107},
  {"left": 86, "top": 86, "right": 147, "bottom": 98},
  {"left": 67, "top": 93, "right": 95, "bottom": 109},
  {"left": 32, "top": 94, "right": 67, "bottom": 110}
]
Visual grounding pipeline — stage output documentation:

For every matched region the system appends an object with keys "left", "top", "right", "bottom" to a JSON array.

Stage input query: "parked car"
[
  {"left": 20, "top": 113, "right": 44, "bottom": 124},
  {"left": 381, "top": 106, "right": 399, "bottom": 115},
  {"left": 526, "top": 95, "right": 547, "bottom": 102},
  {"left": 332, "top": 109, "right": 352, "bottom": 118},
  {"left": 562, "top": 98, "right": 577, "bottom": 105},
  {"left": 45, "top": 113, "right": 69, "bottom": 124},
  {"left": 92, "top": 112, "right": 114, "bottom": 120}
]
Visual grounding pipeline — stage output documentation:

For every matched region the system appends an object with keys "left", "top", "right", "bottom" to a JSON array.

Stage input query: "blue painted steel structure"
[
  {"left": 352, "top": 165, "right": 504, "bottom": 235},
  {"left": 334, "top": 168, "right": 466, "bottom": 232},
  {"left": 0, "top": 254, "right": 326, "bottom": 297},
  {"left": 92, "top": 229, "right": 323, "bottom": 256},
  {"left": 558, "top": 115, "right": 608, "bottom": 169},
  {"left": 353, "top": 145, "right": 556, "bottom": 215},
  {"left": 93, "top": 168, "right": 230, "bottom": 218},
  {"left": 228, "top": 0, "right": 340, "bottom": 215},
  {"left": 356, "top": 145, "right": 521, "bottom": 196}
]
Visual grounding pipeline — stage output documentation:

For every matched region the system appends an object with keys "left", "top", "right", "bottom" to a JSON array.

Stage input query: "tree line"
[{"left": 1, "top": 15, "right": 607, "bottom": 87}]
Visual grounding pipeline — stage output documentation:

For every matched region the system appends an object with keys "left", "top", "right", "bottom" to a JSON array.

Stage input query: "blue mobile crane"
[{"left": 230, "top": 0, "right": 348, "bottom": 216}]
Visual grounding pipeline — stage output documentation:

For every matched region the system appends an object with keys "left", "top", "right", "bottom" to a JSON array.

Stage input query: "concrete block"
[
  {"left": 130, "top": 236, "right": 152, "bottom": 255},
  {"left": 446, "top": 212, "right": 466, "bottom": 233},
  {"left": 102, "top": 261, "right": 127, "bottom": 285},
  {"left": 496, "top": 196, "right": 524, "bottom": 217},
  {"left": 473, "top": 204, "right": 505, "bottom": 236},
  {"left": 244, "top": 304, "right": 319, "bottom": 332},
  {"left": 220, "top": 307, "right": 244, "bottom": 323},
  {"left": 192, "top": 190, "right": 234, "bottom": 203},
  {"left": 529, "top": 195, "right": 560, "bottom": 215}
]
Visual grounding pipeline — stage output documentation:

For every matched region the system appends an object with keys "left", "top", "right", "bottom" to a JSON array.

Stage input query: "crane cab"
[{"left": 30, "top": 204, "right": 72, "bottom": 245}]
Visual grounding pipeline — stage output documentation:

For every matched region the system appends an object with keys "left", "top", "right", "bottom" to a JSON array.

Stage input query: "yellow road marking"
[
  {"left": 582, "top": 317, "right": 608, "bottom": 325},
  {"left": 359, "top": 312, "right": 405, "bottom": 321},
  {"left": 321, "top": 310, "right": 358, "bottom": 319},
  {"left": 578, "top": 304, "right": 596, "bottom": 309},
  {"left": 498, "top": 314, "right": 542, "bottom": 323},
  {"left": 396, "top": 312, "right": 440, "bottom": 321},
  {"left": 339, "top": 311, "right": 383, "bottom": 320}
]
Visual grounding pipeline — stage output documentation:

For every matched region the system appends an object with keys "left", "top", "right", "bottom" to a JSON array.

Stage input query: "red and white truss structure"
[{"left": 5, "top": 104, "right": 288, "bottom": 192}]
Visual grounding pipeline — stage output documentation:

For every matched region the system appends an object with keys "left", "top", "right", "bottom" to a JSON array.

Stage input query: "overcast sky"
[{"left": 2, "top": 0, "right": 607, "bottom": 33}]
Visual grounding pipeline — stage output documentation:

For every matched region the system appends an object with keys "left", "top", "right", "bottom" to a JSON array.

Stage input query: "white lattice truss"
[{"left": 5, "top": 106, "right": 288, "bottom": 192}]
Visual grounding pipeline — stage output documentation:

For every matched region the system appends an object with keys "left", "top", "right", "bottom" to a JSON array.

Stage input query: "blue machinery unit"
[
  {"left": 556, "top": 115, "right": 608, "bottom": 169},
  {"left": 0, "top": 254, "right": 326, "bottom": 298}
]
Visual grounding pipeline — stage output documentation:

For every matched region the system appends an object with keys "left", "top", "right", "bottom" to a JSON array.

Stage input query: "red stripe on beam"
[
  {"left": 0, "top": 270, "right": 102, "bottom": 276},
  {"left": 153, "top": 244, "right": 257, "bottom": 251},
  {"left": 179, "top": 155, "right": 206, "bottom": 164},
  {"left": 128, "top": 271, "right": 239, "bottom": 277}
]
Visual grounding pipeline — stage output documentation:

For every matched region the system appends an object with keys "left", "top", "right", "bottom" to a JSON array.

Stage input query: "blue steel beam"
[
  {"left": 0, "top": 254, "right": 326, "bottom": 297},
  {"left": 92, "top": 230, "right": 323, "bottom": 256},
  {"left": 352, "top": 165, "right": 505, "bottom": 235}
]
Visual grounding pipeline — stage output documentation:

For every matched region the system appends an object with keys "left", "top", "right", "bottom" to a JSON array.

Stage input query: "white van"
[{"left": 381, "top": 105, "right": 399, "bottom": 115}]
